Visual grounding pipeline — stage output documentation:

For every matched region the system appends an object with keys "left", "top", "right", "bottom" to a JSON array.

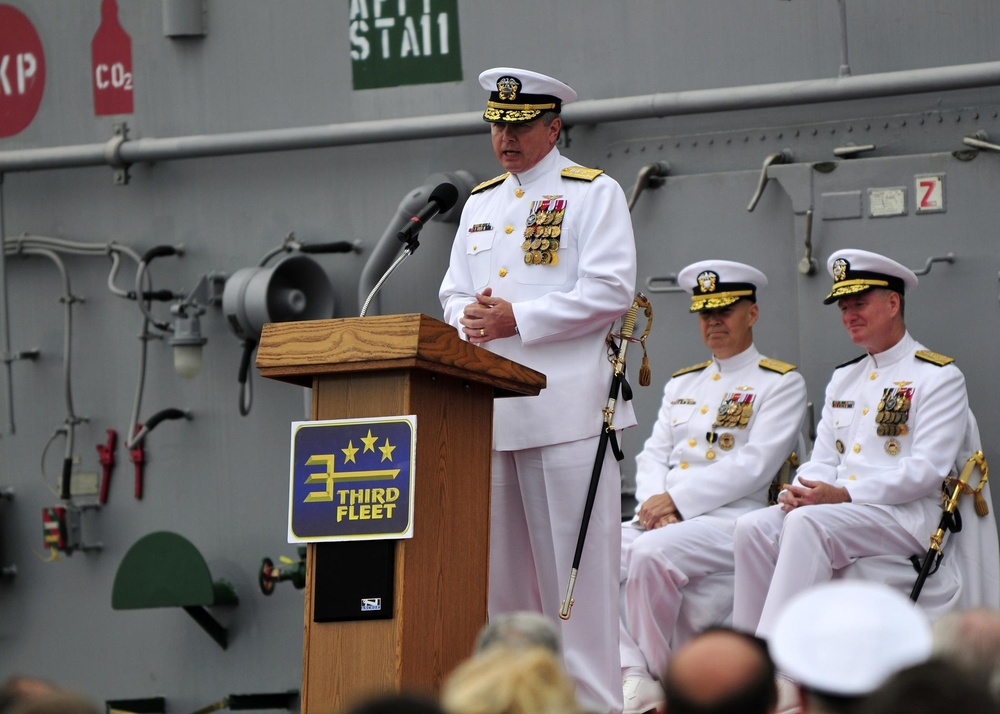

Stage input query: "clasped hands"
[
  {"left": 777, "top": 478, "right": 852, "bottom": 512},
  {"left": 638, "top": 492, "right": 682, "bottom": 530},
  {"left": 460, "top": 287, "right": 517, "bottom": 344}
]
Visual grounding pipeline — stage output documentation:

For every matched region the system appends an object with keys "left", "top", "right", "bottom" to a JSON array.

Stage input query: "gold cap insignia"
[
  {"left": 497, "top": 76, "right": 520, "bottom": 101},
  {"left": 697, "top": 271, "right": 718, "bottom": 294}
]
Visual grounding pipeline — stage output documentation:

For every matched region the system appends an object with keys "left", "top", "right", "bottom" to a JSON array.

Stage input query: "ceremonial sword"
[
  {"left": 910, "top": 450, "right": 990, "bottom": 601},
  {"left": 560, "top": 293, "right": 653, "bottom": 619}
]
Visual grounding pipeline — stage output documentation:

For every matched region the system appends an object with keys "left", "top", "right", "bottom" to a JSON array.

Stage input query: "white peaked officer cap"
[
  {"left": 824, "top": 248, "right": 918, "bottom": 304},
  {"left": 769, "top": 581, "right": 933, "bottom": 697},
  {"left": 479, "top": 67, "right": 577, "bottom": 124},
  {"left": 677, "top": 259, "right": 768, "bottom": 313}
]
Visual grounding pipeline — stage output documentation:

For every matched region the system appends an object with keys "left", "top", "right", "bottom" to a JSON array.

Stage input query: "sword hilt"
[
  {"left": 610, "top": 293, "right": 654, "bottom": 386},
  {"left": 932, "top": 450, "right": 986, "bottom": 552},
  {"left": 944, "top": 451, "right": 980, "bottom": 514},
  {"left": 620, "top": 300, "right": 639, "bottom": 341}
]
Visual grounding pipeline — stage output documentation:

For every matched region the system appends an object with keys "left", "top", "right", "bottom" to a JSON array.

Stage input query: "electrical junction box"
[{"left": 69, "top": 472, "right": 100, "bottom": 497}]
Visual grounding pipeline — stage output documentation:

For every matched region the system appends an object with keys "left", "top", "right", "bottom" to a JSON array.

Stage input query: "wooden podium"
[{"left": 257, "top": 314, "right": 545, "bottom": 714}]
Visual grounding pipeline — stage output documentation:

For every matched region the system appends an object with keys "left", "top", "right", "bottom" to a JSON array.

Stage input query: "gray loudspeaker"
[{"left": 223, "top": 254, "right": 335, "bottom": 341}]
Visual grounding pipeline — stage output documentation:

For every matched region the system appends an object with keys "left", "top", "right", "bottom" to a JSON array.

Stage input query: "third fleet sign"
[{"left": 349, "top": 0, "right": 462, "bottom": 89}]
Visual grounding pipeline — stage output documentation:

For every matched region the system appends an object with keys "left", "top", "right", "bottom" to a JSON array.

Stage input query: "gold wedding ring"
[{"left": 480, "top": 328, "right": 485, "bottom": 337}]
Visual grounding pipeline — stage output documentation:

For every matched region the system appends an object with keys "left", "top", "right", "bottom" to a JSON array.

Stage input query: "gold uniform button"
[
  {"left": 515, "top": 188, "right": 525, "bottom": 198},
  {"left": 700, "top": 406, "right": 708, "bottom": 414},
  {"left": 505, "top": 225, "right": 513, "bottom": 234},
  {"left": 863, "top": 407, "right": 869, "bottom": 415},
  {"left": 688, "top": 438, "right": 697, "bottom": 447},
  {"left": 869, "top": 372, "right": 878, "bottom": 380},
  {"left": 498, "top": 268, "right": 508, "bottom": 277},
  {"left": 680, "top": 462, "right": 689, "bottom": 469},
  {"left": 712, "top": 373, "right": 721, "bottom": 381},
  {"left": 849, "top": 475, "right": 857, "bottom": 481},
  {"left": 853, "top": 444, "right": 861, "bottom": 453}
]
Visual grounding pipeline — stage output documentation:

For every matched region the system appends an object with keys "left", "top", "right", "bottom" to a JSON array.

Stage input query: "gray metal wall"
[{"left": 2, "top": 1, "right": 1000, "bottom": 710}]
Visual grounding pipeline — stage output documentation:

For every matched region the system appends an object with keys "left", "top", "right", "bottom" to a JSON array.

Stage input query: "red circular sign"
[{"left": 0, "top": 4, "right": 46, "bottom": 138}]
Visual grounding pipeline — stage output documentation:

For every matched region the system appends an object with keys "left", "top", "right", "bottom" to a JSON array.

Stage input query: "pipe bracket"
[{"left": 104, "top": 123, "right": 131, "bottom": 186}]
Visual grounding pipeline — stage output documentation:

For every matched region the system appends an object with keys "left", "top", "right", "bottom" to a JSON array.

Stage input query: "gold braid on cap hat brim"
[
  {"left": 484, "top": 101, "right": 558, "bottom": 123},
  {"left": 690, "top": 289, "right": 754, "bottom": 312},
  {"left": 486, "top": 100, "right": 558, "bottom": 112},
  {"left": 825, "top": 278, "right": 890, "bottom": 300}
]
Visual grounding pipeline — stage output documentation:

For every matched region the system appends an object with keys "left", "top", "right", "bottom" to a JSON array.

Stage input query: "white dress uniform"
[
  {"left": 620, "top": 344, "right": 806, "bottom": 681},
  {"left": 733, "top": 249, "right": 971, "bottom": 639},
  {"left": 440, "top": 142, "right": 637, "bottom": 713}
]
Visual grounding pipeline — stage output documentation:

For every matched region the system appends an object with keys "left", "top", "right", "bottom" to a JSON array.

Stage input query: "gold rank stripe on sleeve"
[
  {"left": 672, "top": 360, "right": 712, "bottom": 378},
  {"left": 561, "top": 166, "right": 604, "bottom": 181},
  {"left": 915, "top": 349, "right": 956, "bottom": 366},
  {"left": 471, "top": 172, "right": 510, "bottom": 194},
  {"left": 758, "top": 358, "right": 797, "bottom": 374}
]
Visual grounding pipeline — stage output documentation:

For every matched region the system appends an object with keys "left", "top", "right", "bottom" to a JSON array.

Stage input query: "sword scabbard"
[{"left": 559, "top": 569, "right": 578, "bottom": 619}]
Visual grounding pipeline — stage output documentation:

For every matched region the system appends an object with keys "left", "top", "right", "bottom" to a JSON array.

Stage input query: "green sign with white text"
[{"left": 349, "top": 0, "right": 462, "bottom": 90}]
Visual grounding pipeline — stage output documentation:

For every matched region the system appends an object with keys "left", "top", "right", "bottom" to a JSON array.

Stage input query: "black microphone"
[{"left": 396, "top": 182, "right": 459, "bottom": 246}]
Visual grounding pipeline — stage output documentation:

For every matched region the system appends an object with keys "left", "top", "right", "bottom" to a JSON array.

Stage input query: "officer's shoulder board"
[
  {"left": 471, "top": 172, "right": 510, "bottom": 194},
  {"left": 759, "top": 358, "right": 797, "bottom": 375},
  {"left": 915, "top": 349, "right": 956, "bottom": 367},
  {"left": 561, "top": 165, "right": 604, "bottom": 181},
  {"left": 835, "top": 354, "right": 866, "bottom": 370},
  {"left": 672, "top": 360, "right": 713, "bottom": 378}
]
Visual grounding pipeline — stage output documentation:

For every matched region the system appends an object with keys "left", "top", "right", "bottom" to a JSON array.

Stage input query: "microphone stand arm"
[{"left": 359, "top": 243, "right": 416, "bottom": 317}]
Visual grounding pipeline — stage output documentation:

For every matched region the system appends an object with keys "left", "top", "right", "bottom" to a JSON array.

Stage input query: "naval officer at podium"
[{"left": 439, "top": 66, "right": 637, "bottom": 714}]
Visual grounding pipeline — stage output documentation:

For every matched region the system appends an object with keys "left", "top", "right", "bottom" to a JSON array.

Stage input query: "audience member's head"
[
  {"left": 932, "top": 606, "right": 1000, "bottom": 701},
  {"left": 0, "top": 678, "right": 58, "bottom": 714},
  {"left": 769, "top": 581, "right": 932, "bottom": 714},
  {"left": 856, "top": 658, "right": 996, "bottom": 714},
  {"left": 473, "top": 611, "right": 562, "bottom": 655},
  {"left": 663, "top": 627, "right": 777, "bottom": 714},
  {"left": 344, "top": 691, "right": 445, "bottom": 714},
  {"left": 440, "top": 646, "right": 581, "bottom": 714}
]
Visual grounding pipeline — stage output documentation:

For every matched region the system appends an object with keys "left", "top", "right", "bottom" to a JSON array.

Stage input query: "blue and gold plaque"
[{"left": 288, "top": 416, "right": 416, "bottom": 543}]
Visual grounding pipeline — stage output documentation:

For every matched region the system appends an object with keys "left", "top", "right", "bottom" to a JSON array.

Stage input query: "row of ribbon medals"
[
  {"left": 522, "top": 199, "right": 566, "bottom": 265},
  {"left": 877, "top": 386, "right": 912, "bottom": 437},
  {"left": 704, "top": 393, "right": 755, "bottom": 457}
]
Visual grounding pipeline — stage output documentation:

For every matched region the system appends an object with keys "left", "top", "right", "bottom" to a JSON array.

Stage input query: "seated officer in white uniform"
[
  {"left": 732, "top": 249, "right": 971, "bottom": 639},
  {"left": 620, "top": 260, "right": 807, "bottom": 714}
]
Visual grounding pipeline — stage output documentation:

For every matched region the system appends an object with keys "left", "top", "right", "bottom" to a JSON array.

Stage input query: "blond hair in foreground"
[{"left": 440, "top": 646, "right": 582, "bottom": 714}]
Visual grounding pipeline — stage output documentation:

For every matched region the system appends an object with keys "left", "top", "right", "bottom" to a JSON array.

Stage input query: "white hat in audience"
[{"left": 769, "top": 580, "right": 933, "bottom": 697}]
